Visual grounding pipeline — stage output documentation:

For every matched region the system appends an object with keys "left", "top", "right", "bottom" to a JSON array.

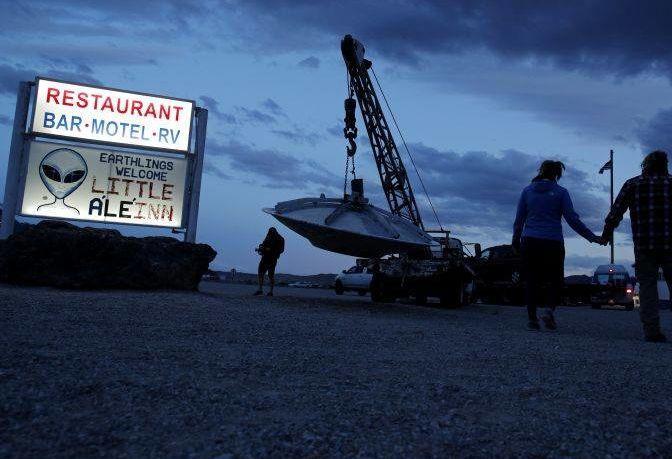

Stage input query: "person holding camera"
[{"left": 254, "top": 227, "right": 285, "bottom": 297}]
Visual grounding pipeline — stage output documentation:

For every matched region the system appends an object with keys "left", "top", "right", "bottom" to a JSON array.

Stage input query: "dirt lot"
[{"left": 1, "top": 282, "right": 670, "bottom": 457}]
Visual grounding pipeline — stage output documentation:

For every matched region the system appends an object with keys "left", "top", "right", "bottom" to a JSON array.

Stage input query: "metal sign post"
[
  {"left": 185, "top": 108, "right": 207, "bottom": 243},
  {"left": 1, "top": 81, "right": 32, "bottom": 239}
]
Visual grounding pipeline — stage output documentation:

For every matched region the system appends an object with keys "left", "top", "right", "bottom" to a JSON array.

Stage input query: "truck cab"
[{"left": 590, "top": 264, "right": 634, "bottom": 310}]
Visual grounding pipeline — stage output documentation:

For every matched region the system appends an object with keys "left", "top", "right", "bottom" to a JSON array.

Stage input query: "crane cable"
[{"left": 370, "top": 68, "right": 444, "bottom": 231}]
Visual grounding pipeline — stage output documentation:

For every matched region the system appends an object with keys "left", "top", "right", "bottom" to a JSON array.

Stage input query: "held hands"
[{"left": 593, "top": 235, "right": 609, "bottom": 246}]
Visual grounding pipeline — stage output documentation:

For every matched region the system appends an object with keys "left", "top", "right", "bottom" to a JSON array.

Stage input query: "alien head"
[{"left": 39, "top": 148, "right": 88, "bottom": 199}]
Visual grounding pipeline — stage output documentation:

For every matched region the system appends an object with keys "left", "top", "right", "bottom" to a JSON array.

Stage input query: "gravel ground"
[{"left": 1, "top": 282, "right": 671, "bottom": 458}]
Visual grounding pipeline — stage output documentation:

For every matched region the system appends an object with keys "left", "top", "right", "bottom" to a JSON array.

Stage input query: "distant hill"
[
  {"left": 565, "top": 274, "right": 592, "bottom": 285},
  {"left": 213, "top": 270, "right": 336, "bottom": 288}
]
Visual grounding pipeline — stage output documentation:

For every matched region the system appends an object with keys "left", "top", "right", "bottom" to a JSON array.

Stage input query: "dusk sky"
[{"left": 1, "top": 0, "right": 671, "bottom": 275}]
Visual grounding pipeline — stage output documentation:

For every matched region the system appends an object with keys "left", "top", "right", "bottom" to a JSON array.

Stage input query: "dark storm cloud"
[
  {"left": 271, "top": 126, "right": 322, "bottom": 146},
  {"left": 564, "top": 254, "right": 632, "bottom": 273},
  {"left": 261, "top": 99, "right": 284, "bottom": 116},
  {"left": 235, "top": 107, "right": 276, "bottom": 125},
  {"left": 199, "top": 96, "right": 237, "bottom": 124},
  {"left": 203, "top": 160, "right": 233, "bottom": 181},
  {"left": 405, "top": 144, "right": 608, "bottom": 236},
  {"left": 326, "top": 121, "right": 343, "bottom": 138},
  {"left": 636, "top": 108, "right": 672, "bottom": 155},
  {"left": 0, "top": 115, "right": 11, "bottom": 126},
  {"left": 206, "top": 139, "right": 340, "bottom": 190},
  {"left": 226, "top": 1, "right": 672, "bottom": 78},
  {"left": 0, "top": 63, "right": 101, "bottom": 95},
  {"left": 298, "top": 56, "right": 320, "bottom": 69}
]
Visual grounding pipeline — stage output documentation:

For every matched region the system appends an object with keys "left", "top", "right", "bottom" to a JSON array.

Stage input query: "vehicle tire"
[
  {"left": 358, "top": 290, "right": 367, "bottom": 296},
  {"left": 334, "top": 281, "right": 344, "bottom": 295}
]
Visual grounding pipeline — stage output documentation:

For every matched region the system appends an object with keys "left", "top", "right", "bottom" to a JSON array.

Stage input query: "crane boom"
[{"left": 341, "top": 34, "right": 424, "bottom": 230}]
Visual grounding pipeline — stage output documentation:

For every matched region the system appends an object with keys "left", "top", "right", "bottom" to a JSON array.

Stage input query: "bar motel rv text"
[{"left": 42, "top": 86, "right": 185, "bottom": 145}]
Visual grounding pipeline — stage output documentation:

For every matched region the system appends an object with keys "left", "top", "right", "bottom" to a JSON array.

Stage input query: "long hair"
[
  {"left": 641, "top": 150, "right": 669, "bottom": 176},
  {"left": 532, "top": 160, "right": 565, "bottom": 182}
]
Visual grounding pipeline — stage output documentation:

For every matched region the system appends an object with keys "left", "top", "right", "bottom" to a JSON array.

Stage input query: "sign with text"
[
  {"left": 30, "top": 78, "right": 194, "bottom": 152},
  {"left": 21, "top": 141, "right": 188, "bottom": 228}
]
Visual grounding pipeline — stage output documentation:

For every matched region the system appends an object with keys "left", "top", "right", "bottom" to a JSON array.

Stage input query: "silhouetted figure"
[
  {"left": 513, "top": 160, "right": 605, "bottom": 331},
  {"left": 254, "top": 227, "right": 285, "bottom": 297},
  {"left": 602, "top": 150, "right": 671, "bottom": 343}
]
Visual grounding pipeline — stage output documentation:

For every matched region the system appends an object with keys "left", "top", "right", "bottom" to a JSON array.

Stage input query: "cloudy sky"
[{"left": 1, "top": 0, "right": 671, "bottom": 274}]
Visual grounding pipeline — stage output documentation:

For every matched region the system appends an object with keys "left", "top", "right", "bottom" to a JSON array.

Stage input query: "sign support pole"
[
  {"left": 609, "top": 149, "right": 614, "bottom": 264},
  {"left": 185, "top": 108, "right": 207, "bottom": 243},
  {"left": 1, "top": 81, "right": 32, "bottom": 240}
]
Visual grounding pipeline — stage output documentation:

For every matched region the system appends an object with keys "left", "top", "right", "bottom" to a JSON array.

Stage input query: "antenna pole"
[{"left": 610, "top": 149, "right": 614, "bottom": 264}]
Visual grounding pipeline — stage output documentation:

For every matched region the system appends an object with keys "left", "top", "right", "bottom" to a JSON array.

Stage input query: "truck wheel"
[{"left": 334, "top": 281, "right": 344, "bottom": 295}]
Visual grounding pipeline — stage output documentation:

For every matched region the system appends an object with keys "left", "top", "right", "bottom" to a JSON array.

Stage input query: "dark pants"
[
  {"left": 635, "top": 250, "right": 672, "bottom": 336},
  {"left": 521, "top": 237, "right": 565, "bottom": 321}
]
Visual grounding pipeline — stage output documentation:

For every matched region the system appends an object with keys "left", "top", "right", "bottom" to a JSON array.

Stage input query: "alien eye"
[
  {"left": 41, "top": 164, "right": 61, "bottom": 182},
  {"left": 63, "top": 170, "right": 85, "bottom": 183}
]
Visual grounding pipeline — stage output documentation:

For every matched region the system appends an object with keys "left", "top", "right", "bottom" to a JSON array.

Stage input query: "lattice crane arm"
[{"left": 340, "top": 34, "right": 425, "bottom": 230}]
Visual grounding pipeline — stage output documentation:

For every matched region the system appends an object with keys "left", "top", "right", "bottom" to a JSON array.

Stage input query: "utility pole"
[{"left": 609, "top": 149, "right": 614, "bottom": 264}]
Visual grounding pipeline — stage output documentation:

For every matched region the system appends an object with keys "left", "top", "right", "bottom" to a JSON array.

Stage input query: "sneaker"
[
  {"left": 253, "top": 290, "right": 263, "bottom": 296},
  {"left": 645, "top": 332, "right": 668, "bottom": 343},
  {"left": 542, "top": 312, "right": 557, "bottom": 330},
  {"left": 266, "top": 291, "right": 274, "bottom": 297},
  {"left": 527, "top": 320, "right": 540, "bottom": 331}
]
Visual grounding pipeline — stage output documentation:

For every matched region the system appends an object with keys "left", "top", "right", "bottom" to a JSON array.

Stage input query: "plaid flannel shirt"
[{"left": 605, "top": 174, "right": 672, "bottom": 252}]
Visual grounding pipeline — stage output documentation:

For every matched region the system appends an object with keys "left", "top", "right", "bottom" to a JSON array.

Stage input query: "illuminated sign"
[
  {"left": 21, "top": 140, "right": 188, "bottom": 228},
  {"left": 30, "top": 78, "right": 194, "bottom": 152}
]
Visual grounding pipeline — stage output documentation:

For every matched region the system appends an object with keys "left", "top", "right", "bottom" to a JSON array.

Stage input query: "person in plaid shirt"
[{"left": 603, "top": 150, "right": 672, "bottom": 343}]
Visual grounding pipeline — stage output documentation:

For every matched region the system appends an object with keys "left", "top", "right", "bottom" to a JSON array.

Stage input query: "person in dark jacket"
[
  {"left": 602, "top": 150, "right": 671, "bottom": 343},
  {"left": 254, "top": 227, "right": 285, "bottom": 296},
  {"left": 513, "top": 160, "right": 605, "bottom": 330}
]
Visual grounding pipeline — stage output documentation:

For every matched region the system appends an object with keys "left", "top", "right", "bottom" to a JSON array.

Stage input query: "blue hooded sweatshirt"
[{"left": 513, "top": 180, "right": 597, "bottom": 244}]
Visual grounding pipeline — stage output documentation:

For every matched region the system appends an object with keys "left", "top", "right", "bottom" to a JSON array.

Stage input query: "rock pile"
[{"left": 0, "top": 220, "right": 216, "bottom": 290}]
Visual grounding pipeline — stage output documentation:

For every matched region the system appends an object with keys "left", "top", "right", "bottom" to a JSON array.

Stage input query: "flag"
[{"left": 599, "top": 159, "right": 612, "bottom": 174}]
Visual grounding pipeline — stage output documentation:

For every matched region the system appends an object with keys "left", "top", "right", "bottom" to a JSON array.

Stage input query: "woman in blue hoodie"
[{"left": 513, "top": 160, "right": 604, "bottom": 330}]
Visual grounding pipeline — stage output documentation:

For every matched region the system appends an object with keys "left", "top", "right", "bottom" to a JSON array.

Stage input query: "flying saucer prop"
[{"left": 263, "top": 195, "right": 437, "bottom": 258}]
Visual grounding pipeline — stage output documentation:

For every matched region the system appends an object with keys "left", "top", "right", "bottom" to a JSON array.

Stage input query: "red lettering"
[
  {"left": 91, "top": 94, "right": 102, "bottom": 109},
  {"left": 159, "top": 105, "right": 170, "bottom": 120},
  {"left": 174, "top": 106, "right": 183, "bottom": 122},
  {"left": 101, "top": 96, "right": 114, "bottom": 112},
  {"left": 131, "top": 100, "right": 143, "bottom": 116},
  {"left": 144, "top": 102, "right": 156, "bottom": 118},
  {"left": 62, "top": 90, "right": 74, "bottom": 106},
  {"left": 46, "top": 87, "right": 60, "bottom": 104},
  {"left": 161, "top": 184, "right": 174, "bottom": 200},
  {"left": 77, "top": 92, "right": 88, "bottom": 108}
]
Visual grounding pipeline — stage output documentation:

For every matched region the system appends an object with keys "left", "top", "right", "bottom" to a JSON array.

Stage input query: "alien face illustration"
[{"left": 39, "top": 148, "right": 88, "bottom": 199}]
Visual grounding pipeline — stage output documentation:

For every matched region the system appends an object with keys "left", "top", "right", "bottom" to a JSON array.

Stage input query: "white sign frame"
[{"left": 30, "top": 77, "right": 195, "bottom": 154}]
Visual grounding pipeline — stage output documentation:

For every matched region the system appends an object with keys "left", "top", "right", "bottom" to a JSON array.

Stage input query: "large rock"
[{"left": 0, "top": 220, "right": 216, "bottom": 290}]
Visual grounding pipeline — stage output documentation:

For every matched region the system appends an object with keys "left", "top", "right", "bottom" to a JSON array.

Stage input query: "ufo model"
[{"left": 264, "top": 195, "right": 436, "bottom": 258}]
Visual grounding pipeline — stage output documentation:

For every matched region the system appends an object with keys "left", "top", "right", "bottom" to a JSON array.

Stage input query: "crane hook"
[{"left": 343, "top": 96, "right": 358, "bottom": 157}]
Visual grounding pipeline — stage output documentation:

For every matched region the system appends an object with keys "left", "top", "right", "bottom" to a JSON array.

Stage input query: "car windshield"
[{"left": 595, "top": 273, "right": 628, "bottom": 286}]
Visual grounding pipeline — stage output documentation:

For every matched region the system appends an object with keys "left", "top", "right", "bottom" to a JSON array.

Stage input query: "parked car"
[
  {"left": 590, "top": 264, "right": 635, "bottom": 310},
  {"left": 334, "top": 265, "right": 373, "bottom": 296},
  {"left": 469, "top": 244, "right": 524, "bottom": 305}
]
